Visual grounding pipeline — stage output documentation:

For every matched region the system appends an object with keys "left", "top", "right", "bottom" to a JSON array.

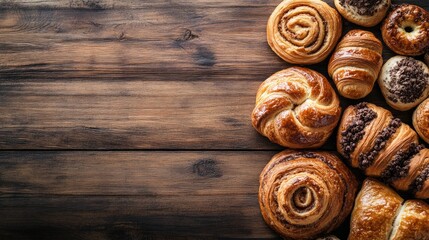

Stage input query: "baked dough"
[
  {"left": 413, "top": 98, "right": 429, "bottom": 144},
  {"left": 334, "top": 0, "right": 390, "bottom": 27}
]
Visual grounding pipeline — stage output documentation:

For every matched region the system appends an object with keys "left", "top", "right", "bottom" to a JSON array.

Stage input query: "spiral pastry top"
[
  {"left": 337, "top": 102, "right": 429, "bottom": 199},
  {"left": 267, "top": 0, "right": 342, "bottom": 64},
  {"left": 251, "top": 67, "right": 341, "bottom": 149},
  {"left": 259, "top": 150, "right": 358, "bottom": 239},
  {"left": 381, "top": 4, "right": 429, "bottom": 56}
]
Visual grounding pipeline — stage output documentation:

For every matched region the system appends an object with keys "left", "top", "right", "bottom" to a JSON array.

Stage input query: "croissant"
[
  {"left": 259, "top": 150, "right": 357, "bottom": 240},
  {"left": 251, "top": 67, "right": 341, "bottom": 149},
  {"left": 267, "top": 0, "right": 342, "bottom": 64},
  {"left": 349, "top": 179, "right": 429, "bottom": 240},
  {"left": 337, "top": 102, "right": 429, "bottom": 199},
  {"left": 328, "top": 30, "right": 383, "bottom": 99}
]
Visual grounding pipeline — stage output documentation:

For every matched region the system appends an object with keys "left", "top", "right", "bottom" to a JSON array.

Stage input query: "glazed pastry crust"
[
  {"left": 337, "top": 103, "right": 429, "bottom": 199},
  {"left": 328, "top": 30, "right": 383, "bottom": 99},
  {"left": 334, "top": 0, "right": 390, "bottom": 27},
  {"left": 390, "top": 200, "right": 429, "bottom": 240},
  {"left": 259, "top": 150, "right": 357, "bottom": 240},
  {"left": 413, "top": 98, "right": 429, "bottom": 144},
  {"left": 267, "top": 0, "right": 342, "bottom": 64},
  {"left": 349, "top": 179, "right": 403, "bottom": 240},
  {"left": 252, "top": 67, "right": 341, "bottom": 149},
  {"left": 381, "top": 4, "right": 429, "bottom": 56}
]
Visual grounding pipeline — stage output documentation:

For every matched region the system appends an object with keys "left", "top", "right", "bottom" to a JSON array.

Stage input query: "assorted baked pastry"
[
  {"left": 259, "top": 150, "right": 357, "bottom": 240},
  {"left": 381, "top": 4, "right": 429, "bottom": 56},
  {"left": 378, "top": 56, "right": 429, "bottom": 111},
  {"left": 334, "top": 0, "right": 390, "bottom": 27},
  {"left": 413, "top": 98, "right": 429, "bottom": 144},
  {"left": 349, "top": 179, "right": 429, "bottom": 240},
  {"left": 267, "top": 0, "right": 342, "bottom": 64},
  {"left": 328, "top": 30, "right": 383, "bottom": 99},
  {"left": 251, "top": 67, "right": 341, "bottom": 148},
  {"left": 337, "top": 102, "right": 429, "bottom": 199}
]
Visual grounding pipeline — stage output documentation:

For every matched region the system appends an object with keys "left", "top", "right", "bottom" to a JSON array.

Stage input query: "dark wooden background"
[{"left": 0, "top": 0, "right": 428, "bottom": 239}]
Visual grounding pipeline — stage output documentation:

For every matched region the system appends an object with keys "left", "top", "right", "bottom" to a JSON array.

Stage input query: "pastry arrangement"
[{"left": 251, "top": 0, "right": 429, "bottom": 239}]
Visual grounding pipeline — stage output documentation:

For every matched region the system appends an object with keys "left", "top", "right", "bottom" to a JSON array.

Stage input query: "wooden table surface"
[{"left": 1, "top": 0, "right": 428, "bottom": 239}]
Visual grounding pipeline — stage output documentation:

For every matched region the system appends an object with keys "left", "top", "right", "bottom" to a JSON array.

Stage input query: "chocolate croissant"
[
  {"left": 349, "top": 179, "right": 429, "bottom": 240},
  {"left": 251, "top": 67, "right": 341, "bottom": 149},
  {"left": 337, "top": 102, "right": 429, "bottom": 199},
  {"left": 259, "top": 150, "right": 357, "bottom": 240},
  {"left": 328, "top": 30, "right": 383, "bottom": 99},
  {"left": 267, "top": 0, "right": 342, "bottom": 64}
]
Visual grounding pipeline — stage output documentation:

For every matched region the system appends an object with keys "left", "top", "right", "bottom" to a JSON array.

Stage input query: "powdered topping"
[
  {"left": 339, "top": 0, "right": 383, "bottom": 16},
  {"left": 381, "top": 143, "right": 425, "bottom": 183},
  {"left": 387, "top": 57, "right": 429, "bottom": 103},
  {"left": 340, "top": 103, "right": 377, "bottom": 160},
  {"left": 359, "top": 118, "right": 402, "bottom": 170}
]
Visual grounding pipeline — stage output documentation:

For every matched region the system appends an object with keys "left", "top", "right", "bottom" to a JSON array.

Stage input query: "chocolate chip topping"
[
  {"left": 387, "top": 57, "right": 429, "bottom": 103},
  {"left": 340, "top": 103, "right": 377, "bottom": 160},
  {"left": 358, "top": 118, "right": 402, "bottom": 170},
  {"left": 339, "top": 0, "right": 383, "bottom": 16},
  {"left": 381, "top": 143, "right": 425, "bottom": 183},
  {"left": 409, "top": 166, "right": 429, "bottom": 194}
]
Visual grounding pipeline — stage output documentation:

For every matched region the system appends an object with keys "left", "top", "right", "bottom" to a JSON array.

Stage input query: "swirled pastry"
[
  {"left": 328, "top": 30, "right": 383, "bottom": 99},
  {"left": 267, "top": 0, "right": 342, "bottom": 64},
  {"left": 413, "top": 98, "right": 429, "bottom": 144},
  {"left": 378, "top": 56, "right": 429, "bottom": 111},
  {"left": 259, "top": 150, "right": 357, "bottom": 240},
  {"left": 349, "top": 179, "right": 429, "bottom": 240},
  {"left": 334, "top": 0, "right": 390, "bottom": 27},
  {"left": 251, "top": 67, "right": 341, "bottom": 149},
  {"left": 337, "top": 102, "right": 429, "bottom": 199},
  {"left": 381, "top": 4, "right": 429, "bottom": 56}
]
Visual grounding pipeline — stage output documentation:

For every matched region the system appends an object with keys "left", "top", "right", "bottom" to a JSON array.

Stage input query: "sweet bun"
[
  {"left": 259, "top": 150, "right": 357, "bottom": 240},
  {"left": 267, "top": 0, "right": 342, "bottom": 64},
  {"left": 378, "top": 56, "right": 429, "bottom": 111},
  {"left": 413, "top": 98, "right": 429, "bottom": 144},
  {"left": 334, "top": 0, "right": 390, "bottom": 27},
  {"left": 381, "top": 4, "right": 429, "bottom": 56},
  {"left": 328, "top": 30, "right": 383, "bottom": 99},
  {"left": 251, "top": 67, "right": 341, "bottom": 148}
]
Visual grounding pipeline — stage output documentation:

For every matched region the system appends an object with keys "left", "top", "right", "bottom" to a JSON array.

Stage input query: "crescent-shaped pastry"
[{"left": 267, "top": 0, "right": 342, "bottom": 64}]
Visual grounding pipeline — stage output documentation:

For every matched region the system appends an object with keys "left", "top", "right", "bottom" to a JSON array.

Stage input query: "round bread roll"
[
  {"left": 267, "top": 0, "right": 342, "bottom": 64},
  {"left": 378, "top": 56, "right": 429, "bottom": 111},
  {"left": 334, "top": 0, "right": 390, "bottom": 27},
  {"left": 381, "top": 4, "right": 429, "bottom": 56},
  {"left": 413, "top": 98, "right": 429, "bottom": 144},
  {"left": 259, "top": 150, "right": 357, "bottom": 240},
  {"left": 251, "top": 67, "right": 341, "bottom": 149}
]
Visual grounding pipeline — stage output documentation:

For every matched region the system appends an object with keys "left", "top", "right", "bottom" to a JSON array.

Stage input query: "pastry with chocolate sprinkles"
[
  {"left": 334, "top": 0, "right": 390, "bottom": 27},
  {"left": 337, "top": 102, "right": 429, "bottom": 199},
  {"left": 378, "top": 56, "right": 429, "bottom": 111}
]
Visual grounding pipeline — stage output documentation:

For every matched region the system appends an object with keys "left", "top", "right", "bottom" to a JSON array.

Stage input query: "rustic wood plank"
[{"left": 0, "top": 150, "right": 356, "bottom": 239}]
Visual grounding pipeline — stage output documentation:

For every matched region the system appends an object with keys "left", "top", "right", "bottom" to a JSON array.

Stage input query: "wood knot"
[{"left": 192, "top": 159, "right": 222, "bottom": 178}]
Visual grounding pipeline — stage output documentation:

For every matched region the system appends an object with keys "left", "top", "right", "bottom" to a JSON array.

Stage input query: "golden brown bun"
[
  {"left": 350, "top": 179, "right": 429, "bottom": 240},
  {"left": 251, "top": 67, "right": 341, "bottom": 149},
  {"left": 259, "top": 150, "right": 357, "bottom": 240},
  {"left": 328, "top": 30, "right": 383, "bottom": 99},
  {"left": 334, "top": 0, "right": 390, "bottom": 27},
  {"left": 413, "top": 98, "right": 429, "bottom": 144},
  {"left": 349, "top": 179, "right": 403, "bottom": 240},
  {"left": 381, "top": 4, "right": 429, "bottom": 56},
  {"left": 390, "top": 200, "right": 429, "bottom": 240},
  {"left": 378, "top": 56, "right": 429, "bottom": 111},
  {"left": 337, "top": 102, "right": 429, "bottom": 199},
  {"left": 267, "top": 0, "right": 342, "bottom": 64}
]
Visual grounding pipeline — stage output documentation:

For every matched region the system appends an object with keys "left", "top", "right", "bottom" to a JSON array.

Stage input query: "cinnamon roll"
[
  {"left": 413, "top": 98, "right": 429, "bottom": 144},
  {"left": 259, "top": 150, "right": 358, "bottom": 240},
  {"left": 334, "top": 0, "right": 390, "bottom": 27},
  {"left": 381, "top": 4, "right": 429, "bottom": 56},
  {"left": 267, "top": 0, "right": 342, "bottom": 64},
  {"left": 337, "top": 102, "right": 429, "bottom": 199},
  {"left": 378, "top": 56, "right": 429, "bottom": 111},
  {"left": 251, "top": 67, "right": 341, "bottom": 149}
]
